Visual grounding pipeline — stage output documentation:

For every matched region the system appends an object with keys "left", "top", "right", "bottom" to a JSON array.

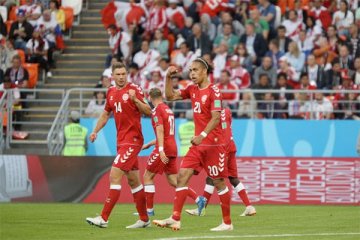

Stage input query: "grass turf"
[{"left": 0, "top": 204, "right": 359, "bottom": 240}]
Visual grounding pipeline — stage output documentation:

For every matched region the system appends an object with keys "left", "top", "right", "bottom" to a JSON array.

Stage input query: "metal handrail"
[{"left": 0, "top": 90, "right": 7, "bottom": 153}]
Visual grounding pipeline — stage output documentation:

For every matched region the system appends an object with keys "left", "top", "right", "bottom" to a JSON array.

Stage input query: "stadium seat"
[
  {"left": 61, "top": 6, "right": 74, "bottom": 30},
  {"left": 62, "top": 0, "right": 83, "bottom": 25},
  {"left": 5, "top": 21, "right": 13, "bottom": 34},
  {"left": 0, "top": 6, "right": 7, "bottom": 22},
  {"left": 17, "top": 49, "right": 26, "bottom": 64},
  {"left": 22, "top": 63, "right": 39, "bottom": 89},
  {"left": 170, "top": 49, "right": 180, "bottom": 63},
  {"left": 274, "top": 6, "right": 282, "bottom": 29}
]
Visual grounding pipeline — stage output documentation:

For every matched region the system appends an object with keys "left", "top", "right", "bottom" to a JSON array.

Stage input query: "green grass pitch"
[{"left": 0, "top": 204, "right": 359, "bottom": 240}]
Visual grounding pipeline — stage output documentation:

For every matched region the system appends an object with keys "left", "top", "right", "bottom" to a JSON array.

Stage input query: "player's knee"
[
  {"left": 228, "top": 176, "right": 240, "bottom": 187},
  {"left": 205, "top": 176, "right": 215, "bottom": 186},
  {"left": 109, "top": 171, "right": 121, "bottom": 184},
  {"left": 176, "top": 169, "right": 192, "bottom": 187},
  {"left": 213, "top": 178, "right": 226, "bottom": 189}
]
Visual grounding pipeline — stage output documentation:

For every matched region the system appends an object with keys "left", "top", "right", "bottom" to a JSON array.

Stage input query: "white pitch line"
[{"left": 156, "top": 232, "right": 360, "bottom": 240}]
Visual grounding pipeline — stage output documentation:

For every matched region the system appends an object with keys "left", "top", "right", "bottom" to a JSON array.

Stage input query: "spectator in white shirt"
[
  {"left": 106, "top": 24, "right": 132, "bottom": 67},
  {"left": 20, "top": 0, "right": 42, "bottom": 26},
  {"left": 133, "top": 40, "right": 160, "bottom": 76},
  {"left": 305, "top": 92, "right": 334, "bottom": 120},
  {"left": 213, "top": 42, "right": 228, "bottom": 80},
  {"left": 332, "top": 0, "right": 354, "bottom": 36},
  {"left": 172, "top": 42, "right": 197, "bottom": 75},
  {"left": 85, "top": 88, "right": 106, "bottom": 117}
]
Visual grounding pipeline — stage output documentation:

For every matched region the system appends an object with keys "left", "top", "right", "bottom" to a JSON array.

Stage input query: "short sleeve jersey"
[
  {"left": 151, "top": 102, "right": 177, "bottom": 157},
  {"left": 221, "top": 108, "right": 237, "bottom": 152},
  {"left": 104, "top": 83, "right": 146, "bottom": 147},
  {"left": 180, "top": 83, "right": 224, "bottom": 145}
]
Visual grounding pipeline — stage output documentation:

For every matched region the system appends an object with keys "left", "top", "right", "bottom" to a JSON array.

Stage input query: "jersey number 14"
[{"left": 114, "top": 102, "right": 122, "bottom": 113}]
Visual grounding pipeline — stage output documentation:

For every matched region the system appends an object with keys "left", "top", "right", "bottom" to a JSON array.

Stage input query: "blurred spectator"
[
  {"left": 200, "top": 14, "right": 216, "bottom": 41},
  {"left": 332, "top": 0, "right": 354, "bottom": 36},
  {"left": 166, "top": 0, "right": 186, "bottom": 35},
  {"left": 313, "top": 36, "right": 338, "bottom": 66},
  {"left": 296, "top": 72, "right": 317, "bottom": 90},
  {"left": 292, "top": 0, "right": 308, "bottom": 23},
  {"left": 309, "top": 0, "right": 332, "bottom": 30},
  {"left": 98, "top": 75, "right": 111, "bottom": 88},
  {"left": 257, "top": 92, "right": 285, "bottom": 119},
  {"left": 305, "top": 92, "right": 333, "bottom": 120},
  {"left": 305, "top": 16, "right": 322, "bottom": 45},
  {"left": 253, "top": 56, "right": 277, "bottom": 86},
  {"left": 0, "top": 40, "right": 17, "bottom": 72},
  {"left": 106, "top": 24, "right": 132, "bottom": 67},
  {"left": 288, "top": 92, "right": 308, "bottom": 119},
  {"left": 325, "top": 58, "right": 343, "bottom": 88},
  {"left": 20, "top": 0, "right": 42, "bottom": 26},
  {"left": 216, "top": 11, "right": 245, "bottom": 37},
  {"left": 352, "top": 57, "right": 360, "bottom": 85},
  {"left": 150, "top": 29, "right": 169, "bottom": 60},
  {"left": 257, "top": 0, "right": 276, "bottom": 30},
  {"left": 327, "top": 25, "right": 339, "bottom": 52},
  {"left": 103, "top": 56, "right": 118, "bottom": 79},
  {"left": 9, "top": 9, "right": 34, "bottom": 51},
  {"left": 278, "top": 56, "right": 299, "bottom": 88},
  {"left": 37, "top": 10, "right": 57, "bottom": 67},
  {"left": 172, "top": 42, "right": 197, "bottom": 75},
  {"left": 237, "top": 90, "right": 257, "bottom": 119},
  {"left": 49, "top": 0, "right": 65, "bottom": 32},
  {"left": 347, "top": 24, "right": 359, "bottom": 58},
  {"left": 303, "top": 54, "right": 327, "bottom": 88},
  {"left": 0, "top": 13, "right": 6, "bottom": 38},
  {"left": 285, "top": 41, "right": 306, "bottom": 74},
  {"left": 213, "top": 23, "right": 239, "bottom": 55},
  {"left": 85, "top": 88, "right": 106, "bottom": 117},
  {"left": 339, "top": 91, "right": 360, "bottom": 120},
  {"left": 282, "top": 10, "right": 305, "bottom": 41},
  {"left": 236, "top": 42, "right": 253, "bottom": 74},
  {"left": 275, "top": 25, "right": 291, "bottom": 53},
  {"left": 216, "top": 70, "right": 239, "bottom": 110},
  {"left": 339, "top": 44, "right": 354, "bottom": 70},
  {"left": 247, "top": 8, "right": 269, "bottom": 40},
  {"left": 63, "top": 111, "right": 88, "bottom": 156},
  {"left": 180, "top": 17, "right": 194, "bottom": 40},
  {"left": 186, "top": 23, "right": 212, "bottom": 56},
  {"left": 251, "top": 74, "right": 273, "bottom": 100},
  {"left": 5, "top": 55, "right": 29, "bottom": 89},
  {"left": 274, "top": 72, "right": 293, "bottom": 106},
  {"left": 1, "top": 1, "right": 16, "bottom": 11},
  {"left": 266, "top": 39, "right": 285, "bottom": 68},
  {"left": 213, "top": 42, "right": 228, "bottom": 80},
  {"left": 145, "top": 0, "right": 167, "bottom": 38},
  {"left": 240, "top": 22, "right": 267, "bottom": 66},
  {"left": 297, "top": 30, "right": 313, "bottom": 57},
  {"left": 227, "top": 54, "right": 251, "bottom": 89},
  {"left": 133, "top": 40, "right": 160, "bottom": 76},
  {"left": 234, "top": 0, "right": 250, "bottom": 25},
  {"left": 26, "top": 29, "right": 52, "bottom": 77},
  {"left": 158, "top": 58, "right": 169, "bottom": 79},
  {"left": 143, "top": 68, "right": 164, "bottom": 93},
  {"left": 128, "top": 62, "right": 146, "bottom": 88}
]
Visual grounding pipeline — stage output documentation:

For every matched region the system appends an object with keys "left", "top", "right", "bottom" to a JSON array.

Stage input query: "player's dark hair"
[
  {"left": 193, "top": 57, "right": 213, "bottom": 74},
  {"left": 112, "top": 62, "right": 126, "bottom": 72},
  {"left": 149, "top": 88, "right": 162, "bottom": 99}
]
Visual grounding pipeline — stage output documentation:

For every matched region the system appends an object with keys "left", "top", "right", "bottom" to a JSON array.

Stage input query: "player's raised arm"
[
  {"left": 165, "top": 66, "right": 183, "bottom": 101},
  {"left": 89, "top": 110, "right": 111, "bottom": 142},
  {"left": 129, "top": 89, "right": 152, "bottom": 116}
]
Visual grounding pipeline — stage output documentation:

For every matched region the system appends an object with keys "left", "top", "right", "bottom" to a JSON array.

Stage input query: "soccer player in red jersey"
[
  {"left": 141, "top": 88, "right": 204, "bottom": 216},
  {"left": 86, "top": 62, "right": 152, "bottom": 229},
  {"left": 185, "top": 107, "right": 256, "bottom": 217},
  {"left": 153, "top": 58, "right": 233, "bottom": 231}
]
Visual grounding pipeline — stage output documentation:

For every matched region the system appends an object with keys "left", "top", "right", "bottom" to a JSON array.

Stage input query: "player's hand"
[
  {"left": 166, "top": 66, "right": 178, "bottom": 79},
  {"left": 191, "top": 135, "right": 204, "bottom": 146},
  {"left": 159, "top": 151, "right": 169, "bottom": 164},
  {"left": 128, "top": 89, "right": 136, "bottom": 101},
  {"left": 89, "top": 132, "right": 97, "bottom": 142},
  {"left": 142, "top": 143, "right": 150, "bottom": 150}
]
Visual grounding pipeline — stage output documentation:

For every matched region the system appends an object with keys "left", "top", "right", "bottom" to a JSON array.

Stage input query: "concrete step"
[
  {"left": 57, "top": 60, "right": 105, "bottom": 69},
  {"left": 43, "top": 82, "right": 97, "bottom": 88},
  {"left": 65, "top": 38, "right": 108, "bottom": 46},
  {"left": 72, "top": 30, "right": 108, "bottom": 39},
  {"left": 58, "top": 53, "right": 107, "bottom": 61},
  {"left": 73, "top": 25, "right": 105, "bottom": 31},
  {"left": 90, "top": 2, "right": 107, "bottom": 8},
  {"left": 50, "top": 75, "right": 101, "bottom": 80}
]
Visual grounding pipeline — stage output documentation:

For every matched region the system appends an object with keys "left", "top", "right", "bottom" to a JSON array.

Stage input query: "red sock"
[
  {"left": 132, "top": 185, "right": 149, "bottom": 222},
  {"left": 172, "top": 187, "right": 189, "bottom": 221},
  {"left": 101, "top": 185, "right": 121, "bottom": 221},
  {"left": 187, "top": 187, "right": 197, "bottom": 201},
  {"left": 235, "top": 182, "right": 251, "bottom": 206},
  {"left": 203, "top": 184, "right": 215, "bottom": 207},
  {"left": 144, "top": 185, "right": 155, "bottom": 210},
  {"left": 218, "top": 187, "right": 231, "bottom": 225}
]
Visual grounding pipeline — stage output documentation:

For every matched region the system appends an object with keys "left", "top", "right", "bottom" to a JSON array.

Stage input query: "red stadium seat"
[
  {"left": 17, "top": 49, "right": 26, "bottom": 64},
  {"left": 61, "top": 6, "right": 74, "bottom": 30},
  {"left": 5, "top": 21, "right": 13, "bottom": 34},
  {"left": 8, "top": 6, "right": 17, "bottom": 21}
]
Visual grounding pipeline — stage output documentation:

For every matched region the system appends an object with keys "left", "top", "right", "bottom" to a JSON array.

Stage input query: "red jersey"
[
  {"left": 221, "top": 108, "right": 237, "bottom": 152},
  {"left": 200, "top": 0, "right": 230, "bottom": 17},
  {"left": 180, "top": 83, "right": 224, "bottom": 145},
  {"left": 104, "top": 83, "right": 146, "bottom": 147},
  {"left": 151, "top": 102, "right": 177, "bottom": 157}
]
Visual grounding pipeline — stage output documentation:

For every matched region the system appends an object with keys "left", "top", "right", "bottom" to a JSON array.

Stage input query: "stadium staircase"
[{"left": 4, "top": 0, "right": 108, "bottom": 154}]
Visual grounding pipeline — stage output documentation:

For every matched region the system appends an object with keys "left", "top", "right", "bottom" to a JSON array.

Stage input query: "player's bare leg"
[
  {"left": 86, "top": 167, "right": 124, "bottom": 228},
  {"left": 153, "top": 168, "right": 194, "bottom": 230},
  {"left": 228, "top": 177, "right": 256, "bottom": 216},
  {"left": 210, "top": 178, "right": 233, "bottom": 231},
  {"left": 125, "top": 170, "right": 150, "bottom": 228}
]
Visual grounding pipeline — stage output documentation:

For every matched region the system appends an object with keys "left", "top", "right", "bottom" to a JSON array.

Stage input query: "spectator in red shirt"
[
  {"left": 309, "top": 0, "right": 332, "bottom": 30},
  {"left": 216, "top": 69, "right": 239, "bottom": 109},
  {"left": 227, "top": 54, "right": 251, "bottom": 89},
  {"left": 296, "top": 72, "right": 317, "bottom": 90}
]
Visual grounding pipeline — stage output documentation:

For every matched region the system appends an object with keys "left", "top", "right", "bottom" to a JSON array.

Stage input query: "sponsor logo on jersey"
[{"left": 110, "top": 96, "right": 113, "bottom": 101}]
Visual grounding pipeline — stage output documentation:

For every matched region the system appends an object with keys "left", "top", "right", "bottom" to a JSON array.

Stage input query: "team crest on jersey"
[
  {"left": 201, "top": 95, "right": 208, "bottom": 104},
  {"left": 122, "top": 93, "right": 129, "bottom": 101},
  {"left": 110, "top": 96, "right": 113, "bottom": 101}
]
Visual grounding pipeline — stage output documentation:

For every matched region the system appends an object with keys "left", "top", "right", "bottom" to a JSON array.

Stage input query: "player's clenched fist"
[
  {"left": 166, "top": 66, "right": 178, "bottom": 78},
  {"left": 89, "top": 132, "right": 97, "bottom": 142},
  {"left": 128, "top": 89, "right": 136, "bottom": 101}
]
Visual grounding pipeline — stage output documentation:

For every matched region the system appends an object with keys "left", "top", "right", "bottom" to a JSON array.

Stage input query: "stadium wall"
[
  {"left": 81, "top": 119, "right": 360, "bottom": 157},
  {"left": 1, "top": 155, "right": 359, "bottom": 205}
]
